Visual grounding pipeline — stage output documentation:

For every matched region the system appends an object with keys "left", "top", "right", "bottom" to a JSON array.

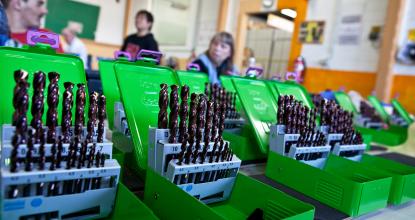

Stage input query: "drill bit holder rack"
[
  {"left": 148, "top": 128, "right": 241, "bottom": 204},
  {"left": 1, "top": 125, "right": 121, "bottom": 220},
  {"left": 319, "top": 126, "right": 366, "bottom": 162},
  {"left": 269, "top": 125, "right": 331, "bottom": 169},
  {"left": 355, "top": 115, "right": 383, "bottom": 129},
  {"left": 113, "top": 101, "right": 130, "bottom": 136}
]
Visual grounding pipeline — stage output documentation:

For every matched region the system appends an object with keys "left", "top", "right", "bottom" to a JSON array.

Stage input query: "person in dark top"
[
  {"left": 121, "top": 10, "right": 159, "bottom": 59},
  {"left": 192, "top": 32, "right": 238, "bottom": 84}
]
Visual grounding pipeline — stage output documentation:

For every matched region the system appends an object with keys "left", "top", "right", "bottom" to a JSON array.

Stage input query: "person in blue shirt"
[{"left": 192, "top": 32, "right": 238, "bottom": 84}]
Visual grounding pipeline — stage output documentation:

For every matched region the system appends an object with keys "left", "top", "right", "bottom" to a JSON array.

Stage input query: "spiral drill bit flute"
[
  {"left": 192, "top": 94, "right": 206, "bottom": 163},
  {"left": 61, "top": 82, "right": 74, "bottom": 143},
  {"left": 46, "top": 72, "right": 60, "bottom": 143},
  {"left": 178, "top": 85, "right": 189, "bottom": 143},
  {"left": 12, "top": 74, "right": 29, "bottom": 144},
  {"left": 86, "top": 92, "right": 98, "bottom": 143},
  {"left": 158, "top": 83, "right": 169, "bottom": 129},
  {"left": 74, "top": 83, "right": 86, "bottom": 138},
  {"left": 97, "top": 94, "right": 106, "bottom": 143},
  {"left": 168, "top": 85, "right": 179, "bottom": 143},
  {"left": 31, "top": 71, "right": 46, "bottom": 143},
  {"left": 201, "top": 99, "right": 213, "bottom": 163}
]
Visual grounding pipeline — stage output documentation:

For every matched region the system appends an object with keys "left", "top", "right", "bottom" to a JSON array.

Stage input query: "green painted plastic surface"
[
  {"left": 0, "top": 45, "right": 88, "bottom": 127},
  {"left": 115, "top": 61, "right": 178, "bottom": 171},
  {"left": 334, "top": 92, "right": 407, "bottom": 146},
  {"left": 266, "top": 153, "right": 392, "bottom": 216},
  {"left": 269, "top": 81, "right": 314, "bottom": 108},
  {"left": 99, "top": 59, "right": 130, "bottom": 130},
  {"left": 367, "top": 95, "right": 389, "bottom": 122},
  {"left": 391, "top": 99, "right": 413, "bottom": 124},
  {"left": 232, "top": 78, "right": 278, "bottom": 154},
  {"left": 144, "top": 169, "right": 315, "bottom": 220},
  {"left": 334, "top": 92, "right": 358, "bottom": 113},
  {"left": 355, "top": 126, "right": 407, "bottom": 146},
  {"left": 360, "top": 154, "right": 415, "bottom": 205},
  {"left": 106, "top": 183, "right": 158, "bottom": 220},
  {"left": 222, "top": 127, "right": 266, "bottom": 161},
  {"left": 176, "top": 70, "right": 209, "bottom": 94}
]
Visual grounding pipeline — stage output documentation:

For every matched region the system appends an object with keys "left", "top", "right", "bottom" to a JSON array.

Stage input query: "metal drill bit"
[
  {"left": 178, "top": 85, "right": 189, "bottom": 142},
  {"left": 97, "top": 94, "right": 106, "bottom": 143},
  {"left": 61, "top": 82, "right": 74, "bottom": 143},
  {"left": 46, "top": 72, "right": 60, "bottom": 143},
  {"left": 74, "top": 83, "right": 86, "bottom": 138},
  {"left": 158, "top": 83, "right": 169, "bottom": 129},
  {"left": 31, "top": 71, "right": 46, "bottom": 143},
  {"left": 168, "top": 85, "right": 179, "bottom": 143},
  {"left": 86, "top": 92, "right": 98, "bottom": 143}
]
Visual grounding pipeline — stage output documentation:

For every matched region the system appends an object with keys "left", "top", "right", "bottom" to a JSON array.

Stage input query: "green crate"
[
  {"left": 105, "top": 183, "right": 158, "bottom": 220},
  {"left": 358, "top": 154, "right": 415, "bottom": 205},
  {"left": 334, "top": 92, "right": 407, "bottom": 146},
  {"left": 99, "top": 57, "right": 131, "bottom": 130},
  {"left": 144, "top": 168, "right": 315, "bottom": 220},
  {"left": 115, "top": 61, "right": 178, "bottom": 173},
  {"left": 266, "top": 153, "right": 392, "bottom": 216},
  {"left": 0, "top": 43, "right": 88, "bottom": 128}
]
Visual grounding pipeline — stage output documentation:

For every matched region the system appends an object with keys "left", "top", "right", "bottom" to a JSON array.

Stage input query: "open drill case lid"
[
  {"left": 98, "top": 51, "right": 134, "bottom": 130},
  {"left": 0, "top": 31, "right": 158, "bottom": 219},
  {"left": 113, "top": 51, "right": 178, "bottom": 173},
  {"left": 367, "top": 95, "right": 413, "bottom": 126},
  {"left": 334, "top": 91, "right": 407, "bottom": 146},
  {"left": 232, "top": 78, "right": 415, "bottom": 215},
  {"left": 115, "top": 56, "right": 316, "bottom": 220},
  {"left": 0, "top": 31, "right": 88, "bottom": 129}
]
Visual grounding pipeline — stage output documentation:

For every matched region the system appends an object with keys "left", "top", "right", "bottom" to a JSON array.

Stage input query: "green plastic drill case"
[
  {"left": 334, "top": 92, "right": 407, "bottom": 146},
  {"left": 391, "top": 99, "right": 413, "bottom": 124},
  {"left": 0, "top": 31, "right": 88, "bottom": 129},
  {"left": 114, "top": 57, "right": 178, "bottom": 175},
  {"left": 232, "top": 78, "right": 393, "bottom": 216},
  {"left": 144, "top": 169, "right": 315, "bottom": 220}
]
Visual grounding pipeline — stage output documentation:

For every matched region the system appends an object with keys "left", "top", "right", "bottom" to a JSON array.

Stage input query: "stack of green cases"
[
  {"left": 270, "top": 82, "right": 415, "bottom": 206},
  {"left": 232, "top": 78, "right": 394, "bottom": 216},
  {"left": 334, "top": 92, "right": 407, "bottom": 146},
  {"left": 116, "top": 64, "right": 315, "bottom": 219},
  {"left": 0, "top": 37, "right": 155, "bottom": 219},
  {"left": 220, "top": 75, "right": 266, "bottom": 161},
  {"left": 368, "top": 95, "right": 413, "bottom": 126}
]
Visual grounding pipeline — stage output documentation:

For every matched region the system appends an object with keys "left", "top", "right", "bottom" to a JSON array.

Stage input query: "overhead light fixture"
[
  {"left": 267, "top": 14, "right": 294, "bottom": 32},
  {"left": 281, "top": 8, "right": 297, "bottom": 18}
]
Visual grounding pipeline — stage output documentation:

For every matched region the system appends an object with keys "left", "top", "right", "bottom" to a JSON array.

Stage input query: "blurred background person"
[
  {"left": 192, "top": 32, "right": 238, "bottom": 84},
  {"left": 121, "top": 10, "right": 159, "bottom": 59},
  {"left": 62, "top": 24, "right": 88, "bottom": 68},
  {"left": 3, "top": 0, "right": 63, "bottom": 51}
]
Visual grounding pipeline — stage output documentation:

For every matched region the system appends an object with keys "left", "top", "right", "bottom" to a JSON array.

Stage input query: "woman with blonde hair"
[{"left": 192, "top": 32, "right": 238, "bottom": 84}]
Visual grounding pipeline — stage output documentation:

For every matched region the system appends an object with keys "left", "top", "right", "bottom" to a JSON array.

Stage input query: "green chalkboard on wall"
[{"left": 45, "top": 0, "right": 100, "bottom": 40}]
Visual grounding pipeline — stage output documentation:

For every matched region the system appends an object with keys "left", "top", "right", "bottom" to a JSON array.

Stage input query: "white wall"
[
  {"left": 125, "top": 0, "right": 219, "bottom": 59},
  {"left": 72, "top": 0, "right": 126, "bottom": 45},
  {"left": 301, "top": 0, "right": 388, "bottom": 72},
  {"left": 393, "top": 0, "right": 415, "bottom": 75}
]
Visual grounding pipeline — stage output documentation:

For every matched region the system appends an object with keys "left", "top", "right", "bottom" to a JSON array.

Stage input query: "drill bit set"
[
  {"left": 203, "top": 82, "right": 244, "bottom": 129},
  {"left": 319, "top": 100, "right": 366, "bottom": 161},
  {"left": 270, "top": 95, "right": 331, "bottom": 168},
  {"left": 357, "top": 101, "right": 384, "bottom": 129},
  {"left": 1, "top": 70, "right": 120, "bottom": 220},
  {"left": 148, "top": 83, "right": 241, "bottom": 204}
]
